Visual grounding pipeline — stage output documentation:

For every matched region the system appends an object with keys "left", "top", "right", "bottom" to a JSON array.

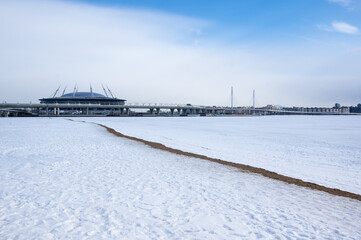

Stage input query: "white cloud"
[
  {"left": 318, "top": 21, "right": 359, "bottom": 35},
  {"left": 332, "top": 21, "right": 360, "bottom": 34},
  {"left": 328, "top": 0, "right": 353, "bottom": 7}
]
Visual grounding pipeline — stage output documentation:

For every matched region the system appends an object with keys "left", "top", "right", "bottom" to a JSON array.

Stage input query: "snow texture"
[
  {"left": 0, "top": 117, "right": 360, "bottom": 239},
  {"left": 88, "top": 115, "right": 361, "bottom": 195}
]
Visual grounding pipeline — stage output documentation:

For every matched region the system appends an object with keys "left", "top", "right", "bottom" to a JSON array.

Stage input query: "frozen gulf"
[{"left": 0, "top": 117, "right": 360, "bottom": 239}]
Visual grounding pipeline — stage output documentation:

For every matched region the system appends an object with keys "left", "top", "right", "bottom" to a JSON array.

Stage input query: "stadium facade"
[
  {"left": 36, "top": 85, "right": 127, "bottom": 116},
  {"left": 40, "top": 92, "right": 126, "bottom": 105},
  {"left": 40, "top": 85, "right": 125, "bottom": 105}
]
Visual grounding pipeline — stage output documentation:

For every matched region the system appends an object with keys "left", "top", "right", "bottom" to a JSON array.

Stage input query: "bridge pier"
[
  {"left": 156, "top": 108, "right": 160, "bottom": 115},
  {"left": 170, "top": 108, "right": 174, "bottom": 115},
  {"left": 177, "top": 108, "right": 181, "bottom": 115},
  {"left": 149, "top": 108, "right": 154, "bottom": 115},
  {"left": 53, "top": 107, "right": 61, "bottom": 115}
]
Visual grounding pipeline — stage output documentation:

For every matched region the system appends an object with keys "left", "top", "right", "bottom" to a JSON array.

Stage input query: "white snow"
[
  {"left": 0, "top": 117, "right": 360, "bottom": 239},
  {"left": 87, "top": 115, "right": 361, "bottom": 195}
]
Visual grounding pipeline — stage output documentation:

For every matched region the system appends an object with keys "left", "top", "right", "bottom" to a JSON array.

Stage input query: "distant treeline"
[{"left": 349, "top": 104, "right": 361, "bottom": 113}]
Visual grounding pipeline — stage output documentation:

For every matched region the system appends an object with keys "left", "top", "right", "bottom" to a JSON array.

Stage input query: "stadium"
[{"left": 40, "top": 86, "right": 126, "bottom": 105}]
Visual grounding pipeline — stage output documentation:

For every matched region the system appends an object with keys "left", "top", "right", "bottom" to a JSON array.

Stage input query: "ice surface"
[
  {"left": 88, "top": 115, "right": 361, "bottom": 195},
  {"left": 0, "top": 117, "right": 360, "bottom": 239}
]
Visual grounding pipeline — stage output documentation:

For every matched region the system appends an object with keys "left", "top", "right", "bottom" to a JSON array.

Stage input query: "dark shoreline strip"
[{"left": 79, "top": 119, "right": 361, "bottom": 201}]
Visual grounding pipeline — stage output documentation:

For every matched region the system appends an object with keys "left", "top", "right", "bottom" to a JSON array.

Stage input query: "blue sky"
[
  {"left": 0, "top": 0, "right": 360, "bottom": 106},
  {"left": 70, "top": 0, "right": 361, "bottom": 41}
]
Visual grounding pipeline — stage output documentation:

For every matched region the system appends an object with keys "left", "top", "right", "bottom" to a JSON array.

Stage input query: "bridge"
[
  {"left": 0, "top": 103, "right": 232, "bottom": 117},
  {"left": 0, "top": 103, "right": 354, "bottom": 117}
]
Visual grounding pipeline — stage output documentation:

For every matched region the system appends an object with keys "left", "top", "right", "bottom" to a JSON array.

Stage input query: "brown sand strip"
[{"left": 75, "top": 119, "right": 361, "bottom": 201}]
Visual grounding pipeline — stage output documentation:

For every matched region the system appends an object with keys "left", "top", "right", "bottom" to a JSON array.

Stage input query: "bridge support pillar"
[
  {"left": 126, "top": 108, "right": 130, "bottom": 115},
  {"left": 120, "top": 108, "right": 124, "bottom": 115},
  {"left": 86, "top": 107, "right": 89, "bottom": 115},
  {"left": 170, "top": 108, "right": 174, "bottom": 115},
  {"left": 177, "top": 108, "right": 181, "bottom": 115},
  {"left": 54, "top": 108, "right": 60, "bottom": 115},
  {"left": 149, "top": 108, "right": 154, "bottom": 115},
  {"left": 156, "top": 108, "right": 160, "bottom": 115},
  {"left": 46, "top": 107, "right": 49, "bottom": 115}
]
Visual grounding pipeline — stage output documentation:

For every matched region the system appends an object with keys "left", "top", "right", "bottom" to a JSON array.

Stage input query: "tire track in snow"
[{"left": 70, "top": 119, "right": 361, "bottom": 202}]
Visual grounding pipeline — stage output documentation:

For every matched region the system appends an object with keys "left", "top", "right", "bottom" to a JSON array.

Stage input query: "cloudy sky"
[{"left": 0, "top": 0, "right": 360, "bottom": 107}]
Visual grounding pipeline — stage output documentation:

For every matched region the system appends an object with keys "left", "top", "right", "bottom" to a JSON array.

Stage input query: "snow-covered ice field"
[
  {"left": 87, "top": 115, "right": 361, "bottom": 195},
  {"left": 0, "top": 117, "right": 360, "bottom": 239}
]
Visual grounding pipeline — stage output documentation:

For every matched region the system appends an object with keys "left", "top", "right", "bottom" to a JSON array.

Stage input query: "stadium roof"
[{"left": 61, "top": 92, "right": 107, "bottom": 98}]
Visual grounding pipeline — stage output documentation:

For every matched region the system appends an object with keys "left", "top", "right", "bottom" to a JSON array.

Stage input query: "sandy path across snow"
[{"left": 81, "top": 119, "right": 361, "bottom": 201}]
